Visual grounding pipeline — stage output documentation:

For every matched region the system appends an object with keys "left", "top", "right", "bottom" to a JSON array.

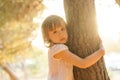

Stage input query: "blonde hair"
[{"left": 41, "top": 15, "right": 66, "bottom": 48}]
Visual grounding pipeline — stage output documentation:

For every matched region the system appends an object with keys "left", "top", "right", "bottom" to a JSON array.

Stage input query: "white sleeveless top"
[{"left": 48, "top": 44, "right": 74, "bottom": 80}]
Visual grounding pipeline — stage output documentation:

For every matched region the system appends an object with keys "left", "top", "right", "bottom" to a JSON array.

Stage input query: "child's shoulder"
[
  {"left": 49, "top": 44, "right": 68, "bottom": 54},
  {"left": 51, "top": 44, "right": 68, "bottom": 49}
]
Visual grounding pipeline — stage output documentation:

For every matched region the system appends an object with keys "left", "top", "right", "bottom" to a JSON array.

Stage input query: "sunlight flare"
[
  {"left": 95, "top": 0, "right": 120, "bottom": 42},
  {"left": 32, "top": 0, "right": 120, "bottom": 49}
]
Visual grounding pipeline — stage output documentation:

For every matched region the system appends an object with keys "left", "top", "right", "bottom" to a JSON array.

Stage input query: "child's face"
[{"left": 48, "top": 25, "right": 68, "bottom": 44}]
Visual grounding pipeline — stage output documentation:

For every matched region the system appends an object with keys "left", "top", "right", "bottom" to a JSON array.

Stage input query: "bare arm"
[{"left": 54, "top": 48, "right": 104, "bottom": 68}]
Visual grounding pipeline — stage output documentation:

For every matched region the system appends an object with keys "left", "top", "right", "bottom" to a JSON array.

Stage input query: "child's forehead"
[
  {"left": 48, "top": 21, "right": 65, "bottom": 29},
  {"left": 49, "top": 25, "right": 65, "bottom": 31}
]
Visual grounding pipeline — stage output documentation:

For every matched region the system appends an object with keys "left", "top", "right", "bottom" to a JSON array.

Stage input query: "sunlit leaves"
[
  {"left": 0, "top": 20, "right": 39, "bottom": 63},
  {"left": 0, "top": 0, "right": 44, "bottom": 64},
  {"left": 0, "top": 0, "right": 44, "bottom": 26}
]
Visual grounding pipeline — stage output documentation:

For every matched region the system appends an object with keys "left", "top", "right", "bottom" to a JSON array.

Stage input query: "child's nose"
[{"left": 58, "top": 31, "right": 63, "bottom": 36}]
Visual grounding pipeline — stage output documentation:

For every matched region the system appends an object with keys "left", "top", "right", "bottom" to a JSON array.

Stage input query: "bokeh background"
[{"left": 0, "top": 0, "right": 120, "bottom": 80}]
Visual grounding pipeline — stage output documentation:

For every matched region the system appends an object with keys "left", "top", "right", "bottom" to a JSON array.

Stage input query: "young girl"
[{"left": 41, "top": 15, "right": 104, "bottom": 80}]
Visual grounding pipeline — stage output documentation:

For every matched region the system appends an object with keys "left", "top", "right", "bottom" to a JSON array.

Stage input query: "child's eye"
[
  {"left": 61, "top": 28, "right": 65, "bottom": 31},
  {"left": 53, "top": 31, "right": 57, "bottom": 34}
]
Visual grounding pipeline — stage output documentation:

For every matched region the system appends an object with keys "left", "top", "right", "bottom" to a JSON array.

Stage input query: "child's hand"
[
  {"left": 98, "top": 39, "right": 105, "bottom": 56},
  {"left": 100, "top": 48, "right": 105, "bottom": 56},
  {"left": 99, "top": 39, "right": 104, "bottom": 50},
  {"left": 100, "top": 43, "right": 104, "bottom": 50}
]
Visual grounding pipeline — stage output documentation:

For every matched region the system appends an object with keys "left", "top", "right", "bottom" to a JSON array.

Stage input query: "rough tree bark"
[{"left": 64, "top": 0, "right": 110, "bottom": 80}]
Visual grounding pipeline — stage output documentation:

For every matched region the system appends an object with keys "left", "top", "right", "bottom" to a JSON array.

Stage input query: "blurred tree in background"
[
  {"left": 116, "top": 0, "right": 120, "bottom": 6},
  {"left": 0, "top": 0, "right": 44, "bottom": 80},
  {"left": 0, "top": 0, "right": 120, "bottom": 80}
]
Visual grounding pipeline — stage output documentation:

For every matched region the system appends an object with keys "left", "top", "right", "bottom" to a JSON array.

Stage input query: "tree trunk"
[{"left": 64, "top": 0, "right": 110, "bottom": 80}]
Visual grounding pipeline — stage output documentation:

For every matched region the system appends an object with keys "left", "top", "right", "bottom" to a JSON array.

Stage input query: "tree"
[
  {"left": 0, "top": 0, "right": 44, "bottom": 80},
  {"left": 116, "top": 0, "right": 120, "bottom": 6},
  {"left": 64, "top": 0, "right": 110, "bottom": 80}
]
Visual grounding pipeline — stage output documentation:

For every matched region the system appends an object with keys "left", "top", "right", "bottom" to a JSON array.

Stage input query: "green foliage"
[
  {"left": 0, "top": 0, "right": 45, "bottom": 64},
  {"left": 0, "top": 0, "right": 44, "bottom": 26},
  {"left": 0, "top": 21, "right": 36, "bottom": 63}
]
